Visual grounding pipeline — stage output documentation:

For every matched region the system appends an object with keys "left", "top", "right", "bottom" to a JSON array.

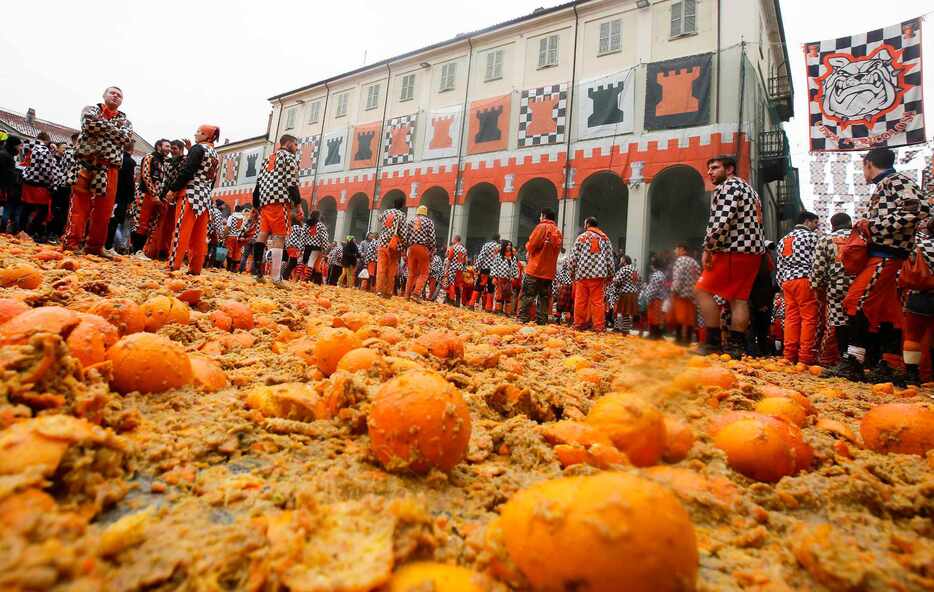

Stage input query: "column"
[
  {"left": 498, "top": 201, "right": 518, "bottom": 244},
  {"left": 335, "top": 210, "right": 349, "bottom": 241},
  {"left": 407, "top": 206, "right": 418, "bottom": 219},
  {"left": 450, "top": 204, "right": 468, "bottom": 242},
  {"left": 624, "top": 183, "right": 649, "bottom": 273},
  {"left": 559, "top": 198, "right": 579, "bottom": 251}
]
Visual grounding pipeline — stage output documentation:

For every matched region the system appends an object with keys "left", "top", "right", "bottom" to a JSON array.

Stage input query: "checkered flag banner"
[
  {"left": 298, "top": 136, "right": 319, "bottom": 178},
  {"left": 383, "top": 114, "right": 417, "bottom": 166},
  {"left": 518, "top": 83, "right": 568, "bottom": 148},
  {"left": 219, "top": 152, "right": 241, "bottom": 187},
  {"left": 805, "top": 17, "right": 925, "bottom": 151}
]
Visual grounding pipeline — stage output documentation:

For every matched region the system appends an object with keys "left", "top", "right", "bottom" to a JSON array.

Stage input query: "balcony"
[
  {"left": 768, "top": 71, "right": 793, "bottom": 122},
  {"left": 758, "top": 130, "right": 788, "bottom": 184},
  {"left": 776, "top": 169, "right": 801, "bottom": 221}
]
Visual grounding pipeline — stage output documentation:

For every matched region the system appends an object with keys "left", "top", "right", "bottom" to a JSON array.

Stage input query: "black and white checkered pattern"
[
  {"left": 403, "top": 215, "right": 436, "bottom": 250},
  {"left": 704, "top": 176, "right": 765, "bottom": 254},
  {"left": 569, "top": 229, "right": 615, "bottom": 280},
  {"left": 75, "top": 104, "right": 132, "bottom": 167},
  {"left": 360, "top": 238, "right": 377, "bottom": 263},
  {"left": 308, "top": 221, "right": 330, "bottom": 248},
  {"left": 430, "top": 254, "right": 443, "bottom": 280},
  {"left": 641, "top": 270, "right": 669, "bottom": 303},
  {"left": 806, "top": 19, "right": 925, "bottom": 151},
  {"left": 490, "top": 252, "right": 518, "bottom": 279},
  {"left": 286, "top": 224, "right": 311, "bottom": 250},
  {"left": 22, "top": 142, "right": 56, "bottom": 186},
  {"left": 517, "top": 83, "right": 568, "bottom": 148},
  {"left": 327, "top": 243, "right": 343, "bottom": 266},
  {"left": 60, "top": 147, "right": 77, "bottom": 187},
  {"left": 475, "top": 240, "right": 500, "bottom": 271},
  {"left": 777, "top": 225, "right": 819, "bottom": 284},
  {"left": 671, "top": 255, "right": 701, "bottom": 298},
  {"left": 866, "top": 172, "right": 928, "bottom": 252},
  {"left": 298, "top": 136, "right": 319, "bottom": 178},
  {"left": 377, "top": 208, "right": 406, "bottom": 247},
  {"left": 219, "top": 153, "right": 240, "bottom": 187},
  {"left": 163, "top": 156, "right": 184, "bottom": 195},
  {"left": 257, "top": 149, "right": 299, "bottom": 207},
  {"left": 383, "top": 114, "right": 417, "bottom": 166},
  {"left": 446, "top": 242, "right": 468, "bottom": 272},
  {"left": 613, "top": 263, "right": 639, "bottom": 294},
  {"left": 771, "top": 292, "right": 785, "bottom": 323},
  {"left": 208, "top": 206, "right": 228, "bottom": 241},
  {"left": 184, "top": 144, "right": 220, "bottom": 216},
  {"left": 809, "top": 228, "right": 853, "bottom": 327}
]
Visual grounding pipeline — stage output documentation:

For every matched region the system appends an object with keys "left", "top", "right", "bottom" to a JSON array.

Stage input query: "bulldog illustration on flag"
[
  {"left": 383, "top": 114, "right": 417, "bottom": 166},
  {"left": 423, "top": 105, "right": 462, "bottom": 160},
  {"left": 319, "top": 128, "right": 347, "bottom": 174},
  {"left": 350, "top": 122, "right": 381, "bottom": 170},
  {"left": 806, "top": 18, "right": 924, "bottom": 151},
  {"left": 575, "top": 69, "right": 635, "bottom": 140}
]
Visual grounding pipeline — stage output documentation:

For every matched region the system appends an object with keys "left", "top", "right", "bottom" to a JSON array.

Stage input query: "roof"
[
  {"left": 268, "top": 0, "right": 589, "bottom": 101},
  {"left": 216, "top": 134, "right": 268, "bottom": 151}
]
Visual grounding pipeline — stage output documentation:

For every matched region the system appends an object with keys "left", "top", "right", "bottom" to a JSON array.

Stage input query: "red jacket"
[{"left": 525, "top": 220, "right": 563, "bottom": 280}]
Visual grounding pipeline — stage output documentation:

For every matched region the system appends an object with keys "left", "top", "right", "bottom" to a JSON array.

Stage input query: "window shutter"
[
  {"left": 611, "top": 19, "right": 622, "bottom": 51},
  {"left": 599, "top": 22, "right": 610, "bottom": 54},
  {"left": 548, "top": 35, "right": 559, "bottom": 65},
  {"left": 538, "top": 38, "right": 548, "bottom": 68},
  {"left": 671, "top": 1, "right": 682, "bottom": 37},
  {"left": 684, "top": 0, "right": 696, "bottom": 34},
  {"left": 494, "top": 50, "right": 503, "bottom": 78},
  {"left": 485, "top": 53, "right": 495, "bottom": 80}
]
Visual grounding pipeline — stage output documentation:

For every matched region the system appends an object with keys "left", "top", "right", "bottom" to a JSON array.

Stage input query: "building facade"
[{"left": 212, "top": 0, "right": 799, "bottom": 268}]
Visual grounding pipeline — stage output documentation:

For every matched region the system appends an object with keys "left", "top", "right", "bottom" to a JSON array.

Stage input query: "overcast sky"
[{"left": 1, "top": 0, "right": 931, "bottom": 207}]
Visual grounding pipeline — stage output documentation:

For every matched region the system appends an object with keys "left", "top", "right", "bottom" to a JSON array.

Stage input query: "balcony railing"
[{"left": 767, "top": 72, "right": 793, "bottom": 122}]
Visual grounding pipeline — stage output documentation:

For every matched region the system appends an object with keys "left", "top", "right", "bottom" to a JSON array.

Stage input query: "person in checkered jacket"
[
  {"left": 253, "top": 134, "right": 302, "bottom": 287},
  {"left": 402, "top": 205, "right": 436, "bottom": 300},
  {"left": 568, "top": 217, "right": 615, "bottom": 331},
  {"left": 164, "top": 125, "right": 220, "bottom": 276},
  {"left": 326, "top": 241, "right": 343, "bottom": 286},
  {"left": 375, "top": 196, "right": 407, "bottom": 297},
  {"left": 48, "top": 137, "right": 76, "bottom": 243},
  {"left": 834, "top": 148, "right": 931, "bottom": 382},
  {"left": 471, "top": 235, "right": 500, "bottom": 311},
  {"left": 142, "top": 139, "right": 186, "bottom": 260},
  {"left": 695, "top": 155, "right": 765, "bottom": 356},
  {"left": 610, "top": 256, "right": 639, "bottom": 333},
  {"left": 809, "top": 212, "right": 854, "bottom": 365},
  {"left": 445, "top": 235, "right": 469, "bottom": 306},
  {"left": 518, "top": 208, "right": 563, "bottom": 325},
  {"left": 128, "top": 139, "right": 170, "bottom": 256},
  {"left": 776, "top": 211, "right": 820, "bottom": 365},
  {"left": 641, "top": 256, "right": 669, "bottom": 339},
  {"left": 63, "top": 86, "right": 133, "bottom": 256},
  {"left": 899, "top": 218, "right": 934, "bottom": 386},
  {"left": 205, "top": 200, "right": 229, "bottom": 269},
  {"left": 283, "top": 209, "right": 311, "bottom": 281},
  {"left": 301, "top": 209, "right": 330, "bottom": 284},
  {"left": 224, "top": 205, "right": 247, "bottom": 271},
  {"left": 429, "top": 253, "right": 444, "bottom": 299},
  {"left": 18, "top": 132, "right": 56, "bottom": 238},
  {"left": 490, "top": 240, "right": 519, "bottom": 314},
  {"left": 670, "top": 245, "right": 701, "bottom": 344},
  {"left": 358, "top": 232, "right": 377, "bottom": 290}
]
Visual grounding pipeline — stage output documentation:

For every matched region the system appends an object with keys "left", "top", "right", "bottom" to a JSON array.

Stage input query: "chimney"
[{"left": 25, "top": 108, "right": 36, "bottom": 125}]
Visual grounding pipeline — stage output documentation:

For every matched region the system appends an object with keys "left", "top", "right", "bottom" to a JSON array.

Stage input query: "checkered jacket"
[
  {"left": 475, "top": 240, "right": 500, "bottom": 271},
  {"left": 771, "top": 292, "right": 784, "bottom": 323},
  {"left": 227, "top": 213, "right": 245, "bottom": 234},
  {"left": 285, "top": 224, "right": 312, "bottom": 250},
  {"left": 308, "top": 222, "right": 330, "bottom": 248},
  {"left": 642, "top": 270, "right": 669, "bottom": 303},
  {"left": 377, "top": 208, "right": 406, "bottom": 247},
  {"left": 258, "top": 149, "right": 300, "bottom": 207},
  {"left": 237, "top": 212, "right": 259, "bottom": 241},
  {"left": 172, "top": 143, "right": 219, "bottom": 215},
  {"left": 613, "top": 264, "right": 639, "bottom": 294},
  {"left": 704, "top": 176, "right": 765, "bottom": 254},
  {"left": 51, "top": 154, "right": 68, "bottom": 191},
  {"left": 490, "top": 252, "right": 519, "bottom": 279},
  {"left": 22, "top": 143, "right": 56, "bottom": 187},
  {"left": 866, "top": 172, "right": 929, "bottom": 253},
  {"left": 327, "top": 244, "right": 343, "bottom": 266},
  {"left": 138, "top": 152, "right": 165, "bottom": 196},
  {"left": 58, "top": 147, "right": 76, "bottom": 187},
  {"left": 446, "top": 242, "right": 468, "bottom": 272},
  {"left": 403, "top": 215, "right": 436, "bottom": 251},
  {"left": 208, "top": 207, "right": 228, "bottom": 241},
  {"left": 360, "top": 239, "right": 377, "bottom": 263},
  {"left": 430, "top": 254, "right": 444, "bottom": 279},
  {"left": 809, "top": 228, "right": 854, "bottom": 327},
  {"left": 73, "top": 105, "right": 132, "bottom": 196},
  {"left": 777, "top": 225, "right": 819, "bottom": 284},
  {"left": 670, "top": 256, "right": 700, "bottom": 298},
  {"left": 569, "top": 229, "right": 615, "bottom": 281},
  {"left": 162, "top": 156, "right": 184, "bottom": 201}
]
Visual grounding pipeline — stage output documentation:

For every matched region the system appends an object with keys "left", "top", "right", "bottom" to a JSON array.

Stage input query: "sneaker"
[
  {"left": 826, "top": 356, "right": 865, "bottom": 382},
  {"left": 271, "top": 278, "right": 285, "bottom": 289},
  {"left": 134, "top": 250, "right": 150, "bottom": 261},
  {"left": 254, "top": 275, "right": 266, "bottom": 284},
  {"left": 102, "top": 248, "right": 118, "bottom": 259}
]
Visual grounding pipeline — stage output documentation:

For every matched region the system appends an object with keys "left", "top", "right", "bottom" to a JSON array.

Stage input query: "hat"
[
  {"left": 416, "top": 205, "right": 428, "bottom": 216},
  {"left": 198, "top": 124, "right": 220, "bottom": 142},
  {"left": 346, "top": 235, "right": 355, "bottom": 241}
]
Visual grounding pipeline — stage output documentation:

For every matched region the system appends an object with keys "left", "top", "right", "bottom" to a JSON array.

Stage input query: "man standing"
[
  {"left": 445, "top": 235, "right": 469, "bottom": 305},
  {"left": 472, "top": 234, "right": 500, "bottom": 310},
  {"left": 810, "top": 212, "right": 854, "bottom": 365},
  {"left": 0, "top": 136, "right": 23, "bottom": 233},
  {"left": 695, "top": 155, "right": 765, "bottom": 357},
  {"left": 358, "top": 231, "right": 377, "bottom": 290},
  {"left": 48, "top": 138, "right": 75, "bottom": 243},
  {"left": 776, "top": 212, "right": 820, "bottom": 365},
  {"left": 518, "top": 208, "right": 562, "bottom": 324},
  {"left": 145, "top": 139, "right": 186, "bottom": 259},
  {"left": 104, "top": 140, "right": 137, "bottom": 255},
  {"left": 254, "top": 134, "right": 301, "bottom": 287},
  {"left": 18, "top": 132, "right": 56, "bottom": 239},
  {"left": 569, "top": 217, "right": 616, "bottom": 332},
  {"left": 225, "top": 205, "right": 246, "bottom": 271},
  {"left": 670, "top": 245, "right": 701, "bottom": 344},
  {"left": 63, "top": 86, "right": 133, "bottom": 255},
  {"left": 402, "top": 205, "right": 436, "bottom": 300},
  {"left": 375, "top": 196, "right": 406, "bottom": 297},
  {"left": 836, "top": 148, "right": 928, "bottom": 381},
  {"left": 165, "top": 125, "right": 220, "bottom": 276},
  {"left": 129, "top": 138, "right": 169, "bottom": 256}
]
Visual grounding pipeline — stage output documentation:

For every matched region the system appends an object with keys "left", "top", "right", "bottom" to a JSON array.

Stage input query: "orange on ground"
[
  {"left": 758, "top": 384, "right": 817, "bottom": 415},
  {"left": 107, "top": 333, "right": 193, "bottom": 394},
  {"left": 860, "top": 403, "right": 934, "bottom": 456},
  {"left": 218, "top": 300, "right": 254, "bottom": 330},
  {"left": 417, "top": 331, "right": 464, "bottom": 360},
  {"left": 871, "top": 382, "right": 895, "bottom": 396},
  {"left": 497, "top": 473, "right": 697, "bottom": 592},
  {"left": 0, "top": 306, "right": 80, "bottom": 345},
  {"left": 245, "top": 383, "right": 319, "bottom": 421},
  {"left": 585, "top": 393, "right": 666, "bottom": 467},
  {"left": 387, "top": 562, "right": 489, "bottom": 592},
  {"left": 0, "top": 298, "right": 28, "bottom": 325},
  {"left": 662, "top": 417, "right": 695, "bottom": 463},
  {"left": 0, "top": 264, "right": 42, "bottom": 289},
  {"left": 88, "top": 299, "right": 145, "bottom": 335},
  {"left": 338, "top": 311, "right": 372, "bottom": 331},
  {"left": 211, "top": 311, "right": 233, "bottom": 332},
  {"left": 141, "top": 295, "right": 190, "bottom": 332},
  {"left": 66, "top": 313, "right": 119, "bottom": 368},
  {"left": 336, "top": 347, "right": 381, "bottom": 373},
  {"left": 672, "top": 366, "right": 737, "bottom": 390},
  {"left": 314, "top": 327, "right": 362, "bottom": 376},
  {"left": 541, "top": 420, "right": 613, "bottom": 448},
  {"left": 712, "top": 413, "right": 813, "bottom": 482},
  {"left": 190, "top": 357, "right": 228, "bottom": 392},
  {"left": 562, "top": 355, "right": 591, "bottom": 371},
  {"left": 378, "top": 313, "right": 399, "bottom": 327},
  {"left": 367, "top": 371, "right": 471, "bottom": 474},
  {"left": 755, "top": 397, "right": 809, "bottom": 427}
]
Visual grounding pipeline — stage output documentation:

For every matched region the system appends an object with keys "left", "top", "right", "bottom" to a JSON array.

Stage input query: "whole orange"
[
  {"left": 860, "top": 403, "right": 934, "bottom": 456},
  {"left": 314, "top": 328, "right": 362, "bottom": 376},
  {"left": 713, "top": 413, "right": 813, "bottom": 482},
  {"left": 585, "top": 393, "right": 666, "bottom": 467},
  {"left": 107, "top": 333, "right": 192, "bottom": 394}
]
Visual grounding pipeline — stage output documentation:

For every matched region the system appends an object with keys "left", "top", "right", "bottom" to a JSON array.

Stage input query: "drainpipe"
[
  {"left": 310, "top": 82, "right": 331, "bottom": 210},
  {"left": 737, "top": 41, "right": 747, "bottom": 174},
  {"left": 715, "top": 0, "right": 721, "bottom": 123},
  {"left": 368, "top": 63, "right": 393, "bottom": 233},
  {"left": 560, "top": 3, "right": 581, "bottom": 243},
  {"left": 448, "top": 36, "right": 474, "bottom": 246}
]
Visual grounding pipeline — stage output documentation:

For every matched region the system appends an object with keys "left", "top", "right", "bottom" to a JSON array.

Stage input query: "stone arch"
[
  {"left": 578, "top": 171, "right": 629, "bottom": 252},
  {"left": 648, "top": 165, "right": 708, "bottom": 260},
  {"left": 463, "top": 183, "right": 501, "bottom": 256},
  {"left": 316, "top": 195, "right": 338, "bottom": 240},
  {"left": 516, "top": 178, "right": 558, "bottom": 252},
  {"left": 420, "top": 186, "right": 451, "bottom": 251},
  {"left": 380, "top": 189, "right": 407, "bottom": 212},
  {"left": 347, "top": 193, "right": 370, "bottom": 241}
]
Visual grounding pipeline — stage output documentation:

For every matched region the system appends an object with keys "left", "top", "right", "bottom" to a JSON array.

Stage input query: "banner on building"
[
  {"left": 219, "top": 153, "right": 240, "bottom": 187},
  {"left": 349, "top": 122, "right": 381, "bottom": 170},
  {"left": 298, "top": 136, "right": 318, "bottom": 178},
  {"left": 644, "top": 53, "right": 712, "bottom": 130},
  {"left": 805, "top": 18, "right": 925, "bottom": 151},
  {"left": 423, "top": 105, "right": 462, "bottom": 160},
  {"left": 518, "top": 83, "right": 568, "bottom": 147},
  {"left": 383, "top": 114, "right": 417, "bottom": 166},
  {"left": 240, "top": 149, "right": 263, "bottom": 183},
  {"left": 319, "top": 128, "right": 347, "bottom": 174},
  {"left": 575, "top": 70, "right": 635, "bottom": 140},
  {"left": 467, "top": 94, "right": 511, "bottom": 155}
]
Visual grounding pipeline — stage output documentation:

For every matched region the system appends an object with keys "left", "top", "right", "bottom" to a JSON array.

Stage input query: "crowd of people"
[{"left": 1, "top": 88, "right": 932, "bottom": 385}]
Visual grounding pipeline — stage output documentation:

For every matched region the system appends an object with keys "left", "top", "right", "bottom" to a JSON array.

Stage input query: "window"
[
  {"left": 284, "top": 107, "right": 297, "bottom": 129},
  {"left": 485, "top": 49, "right": 504, "bottom": 81},
  {"left": 400, "top": 73, "right": 415, "bottom": 101},
  {"left": 365, "top": 84, "right": 380, "bottom": 110},
  {"left": 335, "top": 92, "right": 349, "bottom": 117},
  {"left": 538, "top": 34, "right": 559, "bottom": 68},
  {"left": 440, "top": 62, "right": 457, "bottom": 92},
  {"left": 599, "top": 19, "right": 622, "bottom": 54},
  {"left": 307, "top": 101, "right": 321, "bottom": 124},
  {"left": 671, "top": 0, "right": 697, "bottom": 37}
]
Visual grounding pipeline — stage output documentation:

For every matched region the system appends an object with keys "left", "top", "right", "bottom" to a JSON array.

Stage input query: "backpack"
[
  {"left": 899, "top": 245, "right": 934, "bottom": 292},
  {"left": 840, "top": 220, "right": 870, "bottom": 275}
]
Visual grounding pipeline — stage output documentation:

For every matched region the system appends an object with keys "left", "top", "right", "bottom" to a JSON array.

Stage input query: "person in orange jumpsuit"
[
  {"left": 128, "top": 139, "right": 170, "bottom": 255},
  {"left": 776, "top": 211, "right": 820, "bottom": 364},
  {"left": 569, "top": 217, "right": 616, "bottom": 331},
  {"left": 375, "top": 196, "right": 406, "bottom": 297},
  {"left": 445, "top": 235, "right": 469, "bottom": 305},
  {"left": 402, "top": 205, "right": 436, "bottom": 300},
  {"left": 254, "top": 134, "right": 302, "bottom": 287},
  {"left": 63, "top": 86, "right": 133, "bottom": 255}
]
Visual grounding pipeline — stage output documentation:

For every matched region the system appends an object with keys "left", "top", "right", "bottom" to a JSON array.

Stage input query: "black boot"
[
  {"left": 864, "top": 360, "right": 897, "bottom": 385},
  {"left": 694, "top": 328, "right": 721, "bottom": 356},
  {"left": 722, "top": 330, "right": 747, "bottom": 360},
  {"left": 903, "top": 364, "right": 921, "bottom": 387},
  {"left": 252, "top": 242, "right": 266, "bottom": 282},
  {"left": 827, "top": 355, "right": 865, "bottom": 382}
]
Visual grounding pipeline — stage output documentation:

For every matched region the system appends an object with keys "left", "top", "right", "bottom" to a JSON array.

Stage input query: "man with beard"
[
  {"left": 144, "top": 139, "right": 186, "bottom": 259},
  {"left": 129, "top": 138, "right": 170, "bottom": 256}
]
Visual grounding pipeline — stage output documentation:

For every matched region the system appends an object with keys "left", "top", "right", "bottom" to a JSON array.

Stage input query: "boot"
[
  {"left": 252, "top": 243, "right": 266, "bottom": 282},
  {"left": 864, "top": 360, "right": 897, "bottom": 385},
  {"left": 722, "top": 331, "right": 747, "bottom": 360},
  {"left": 694, "top": 328, "right": 721, "bottom": 356},
  {"left": 902, "top": 364, "right": 921, "bottom": 387},
  {"left": 826, "top": 356, "right": 865, "bottom": 382}
]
